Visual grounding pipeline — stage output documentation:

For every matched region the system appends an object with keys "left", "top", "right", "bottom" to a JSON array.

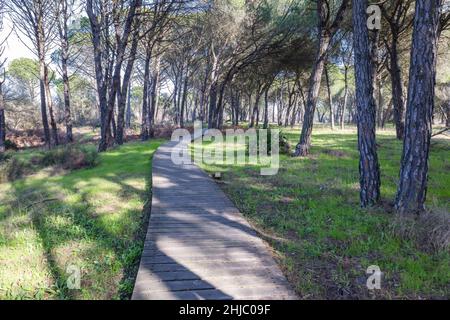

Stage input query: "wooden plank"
[
  {"left": 132, "top": 140, "right": 297, "bottom": 300},
  {"left": 135, "top": 267, "right": 286, "bottom": 284}
]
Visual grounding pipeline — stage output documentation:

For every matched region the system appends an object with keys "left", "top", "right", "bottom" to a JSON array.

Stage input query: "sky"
[{"left": 1, "top": 16, "right": 36, "bottom": 63}]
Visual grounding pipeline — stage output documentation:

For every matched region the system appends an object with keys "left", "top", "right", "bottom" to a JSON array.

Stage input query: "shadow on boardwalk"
[{"left": 132, "top": 141, "right": 297, "bottom": 300}]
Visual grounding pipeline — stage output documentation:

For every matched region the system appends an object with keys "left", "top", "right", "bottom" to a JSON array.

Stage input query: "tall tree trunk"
[
  {"left": 116, "top": 25, "right": 140, "bottom": 145},
  {"left": 263, "top": 85, "right": 269, "bottom": 129},
  {"left": 341, "top": 66, "right": 349, "bottom": 130},
  {"left": 353, "top": 0, "right": 381, "bottom": 207},
  {"left": 250, "top": 87, "right": 263, "bottom": 128},
  {"left": 284, "top": 82, "right": 295, "bottom": 127},
  {"left": 61, "top": 55, "right": 73, "bottom": 143},
  {"left": 295, "top": 0, "right": 348, "bottom": 156},
  {"left": 0, "top": 83, "right": 5, "bottom": 153},
  {"left": 180, "top": 73, "right": 188, "bottom": 128},
  {"left": 126, "top": 81, "right": 132, "bottom": 129},
  {"left": 141, "top": 47, "right": 152, "bottom": 140},
  {"left": 44, "top": 65, "right": 59, "bottom": 146},
  {"left": 325, "top": 63, "right": 335, "bottom": 130},
  {"left": 395, "top": 0, "right": 442, "bottom": 214},
  {"left": 295, "top": 33, "right": 331, "bottom": 155},
  {"left": 58, "top": 0, "right": 73, "bottom": 143},
  {"left": 389, "top": 36, "right": 406, "bottom": 140},
  {"left": 86, "top": 0, "right": 109, "bottom": 150},
  {"left": 39, "top": 60, "right": 51, "bottom": 148},
  {"left": 149, "top": 56, "right": 161, "bottom": 137},
  {"left": 208, "top": 82, "right": 218, "bottom": 129},
  {"left": 98, "top": 0, "right": 141, "bottom": 151}
]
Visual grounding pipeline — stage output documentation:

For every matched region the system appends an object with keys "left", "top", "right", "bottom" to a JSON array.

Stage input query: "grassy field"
[
  {"left": 0, "top": 140, "right": 164, "bottom": 299},
  {"left": 193, "top": 126, "right": 449, "bottom": 299}
]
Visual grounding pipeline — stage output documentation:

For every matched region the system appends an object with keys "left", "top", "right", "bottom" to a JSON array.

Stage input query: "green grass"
[
  {"left": 0, "top": 140, "right": 164, "bottom": 299},
  {"left": 193, "top": 127, "right": 449, "bottom": 299}
]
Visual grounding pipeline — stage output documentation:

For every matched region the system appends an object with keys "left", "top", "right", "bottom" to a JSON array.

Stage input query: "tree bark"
[
  {"left": 116, "top": 21, "right": 140, "bottom": 145},
  {"left": 325, "top": 63, "right": 335, "bottom": 130},
  {"left": 208, "top": 82, "right": 218, "bottom": 129},
  {"left": 141, "top": 47, "right": 152, "bottom": 140},
  {"left": 389, "top": 35, "right": 406, "bottom": 140},
  {"left": 250, "top": 85, "right": 263, "bottom": 128},
  {"left": 295, "top": 33, "right": 330, "bottom": 155},
  {"left": 341, "top": 66, "right": 349, "bottom": 130},
  {"left": 0, "top": 83, "right": 5, "bottom": 153},
  {"left": 353, "top": 0, "right": 381, "bottom": 207},
  {"left": 44, "top": 66, "right": 59, "bottom": 146},
  {"left": 395, "top": 0, "right": 442, "bottom": 214},
  {"left": 180, "top": 73, "right": 188, "bottom": 128},
  {"left": 295, "top": 0, "right": 348, "bottom": 156},
  {"left": 126, "top": 81, "right": 132, "bottom": 129},
  {"left": 38, "top": 49, "right": 51, "bottom": 148},
  {"left": 98, "top": 0, "right": 141, "bottom": 151},
  {"left": 87, "top": 0, "right": 111, "bottom": 151},
  {"left": 57, "top": 0, "right": 73, "bottom": 143},
  {"left": 263, "top": 85, "right": 270, "bottom": 129},
  {"left": 149, "top": 56, "right": 161, "bottom": 137}
]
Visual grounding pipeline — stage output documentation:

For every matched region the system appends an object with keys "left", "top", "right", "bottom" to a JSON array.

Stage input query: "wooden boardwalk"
[{"left": 132, "top": 139, "right": 297, "bottom": 300}]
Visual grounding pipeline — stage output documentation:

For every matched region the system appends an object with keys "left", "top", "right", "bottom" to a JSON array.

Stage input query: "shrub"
[
  {"left": 0, "top": 158, "right": 30, "bottom": 183},
  {"left": 4, "top": 140, "right": 18, "bottom": 151},
  {"left": 0, "top": 152, "right": 12, "bottom": 163},
  {"left": 390, "top": 209, "right": 450, "bottom": 253},
  {"left": 247, "top": 129, "right": 291, "bottom": 156},
  {"left": 0, "top": 145, "right": 99, "bottom": 183},
  {"left": 38, "top": 145, "right": 99, "bottom": 170}
]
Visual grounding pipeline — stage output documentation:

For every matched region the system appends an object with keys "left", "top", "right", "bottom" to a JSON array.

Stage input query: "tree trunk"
[
  {"left": 295, "top": 33, "right": 331, "bottom": 155},
  {"left": 126, "top": 81, "right": 132, "bottom": 129},
  {"left": 284, "top": 81, "right": 296, "bottom": 127},
  {"left": 116, "top": 25, "right": 140, "bottom": 145},
  {"left": 389, "top": 35, "right": 406, "bottom": 140},
  {"left": 39, "top": 60, "right": 51, "bottom": 148},
  {"left": 353, "top": 0, "right": 381, "bottom": 207},
  {"left": 149, "top": 56, "right": 161, "bottom": 137},
  {"left": 44, "top": 65, "right": 59, "bottom": 146},
  {"left": 208, "top": 82, "right": 218, "bottom": 129},
  {"left": 86, "top": 0, "right": 109, "bottom": 150},
  {"left": 58, "top": 0, "right": 73, "bottom": 144},
  {"left": 141, "top": 48, "right": 152, "bottom": 140},
  {"left": 61, "top": 54, "right": 73, "bottom": 143},
  {"left": 250, "top": 87, "right": 263, "bottom": 128},
  {"left": 295, "top": 0, "right": 349, "bottom": 156},
  {"left": 341, "top": 66, "right": 349, "bottom": 130},
  {"left": 263, "top": 85, "right": 269, "bottom": 129},
  {"left": 395, "top": 0, "right": 442, "bottom": 214},
  {"left": 97, "top": 0, "right": 141, "bottom": 151},
  {"left": 0, "top": 83, "right": 5, "bottom": 153},
  {"left": 180, "top": 74, "right": 188, "bottom": 128},
  {"left": 325, "top": 63, "right": 335, "bottom": 130}
]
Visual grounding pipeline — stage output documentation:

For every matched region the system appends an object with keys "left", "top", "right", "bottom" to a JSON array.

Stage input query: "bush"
[
  {"left": 4, "top": 140, "right": 19, "bottom": 151},
  {"left": 248, "top": 129, "right": 291, "bottom": 156},
  {"left": 0, "top": 158, "right": 31, "bottom": 183},
  {"left": 0, "top": 152, "right": 12, "bottom": 163},
  {"left": 390, "top": 209, "right": 450, "bottom": 253},
  {"left": 38, "top": 145, "right": 99, "bottom": 170},
  {"left": 0, "top": 145, "right": 99, "bottom": 183}
]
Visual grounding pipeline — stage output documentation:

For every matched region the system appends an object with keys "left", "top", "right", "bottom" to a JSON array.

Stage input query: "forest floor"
[
  {"left": 0, "top": 139, "right": 164, "bottom": 299},
  {"left": 193, "top": 126, "right": 450, "bottom": 299}
]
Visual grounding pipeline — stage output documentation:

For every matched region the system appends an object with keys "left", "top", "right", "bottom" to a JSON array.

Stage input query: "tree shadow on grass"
[{"left": 1, "top": 146, "right": 160, "bottom": 299}]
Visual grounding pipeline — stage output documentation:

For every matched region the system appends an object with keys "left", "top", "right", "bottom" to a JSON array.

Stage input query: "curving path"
[{"left": 132, "top": 138, "right": 297, "bottom": 300}]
